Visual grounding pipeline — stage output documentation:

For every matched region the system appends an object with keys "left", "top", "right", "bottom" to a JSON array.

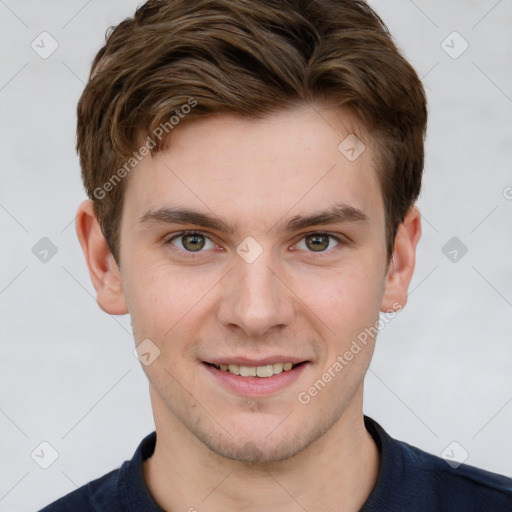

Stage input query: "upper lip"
[{"left": 204, "top": 356, "right": 308, "bottom": 366}]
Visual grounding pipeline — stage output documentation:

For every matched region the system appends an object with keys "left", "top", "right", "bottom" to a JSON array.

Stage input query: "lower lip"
[{"left": 202, "top": 362, "right": 309, "bottom": 397}]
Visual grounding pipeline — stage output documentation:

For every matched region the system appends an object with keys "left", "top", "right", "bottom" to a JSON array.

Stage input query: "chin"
[
  {"left": 206, "top": 435, "right": 306, "bottom": 464},
  {"left": 192, "top": 415, "right": 329, "bottom": 465}
]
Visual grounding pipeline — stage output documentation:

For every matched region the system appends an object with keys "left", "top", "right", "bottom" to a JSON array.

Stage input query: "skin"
[{"left": 76, "top": 102, "right": 421, "bottom": 511}]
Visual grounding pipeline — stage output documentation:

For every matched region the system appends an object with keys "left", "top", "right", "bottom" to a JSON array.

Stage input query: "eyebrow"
[
  {"left": 137, "top": 203, "right": 369, "bottom": 233},
  {"left": 138, "top": 207, "right": 237, "bottom": 233},
  {"left": 283, "top": 203, "right": 369, "bottom": 231}
]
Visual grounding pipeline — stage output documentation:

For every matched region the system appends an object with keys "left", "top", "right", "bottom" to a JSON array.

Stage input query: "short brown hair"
[{"left": 77, "top": 0, "right": 427, "bottom": 264}]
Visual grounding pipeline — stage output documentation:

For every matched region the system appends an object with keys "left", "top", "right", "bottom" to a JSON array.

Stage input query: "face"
[{"left": 116, "top": 103, "right": 395, "bottom": 463}]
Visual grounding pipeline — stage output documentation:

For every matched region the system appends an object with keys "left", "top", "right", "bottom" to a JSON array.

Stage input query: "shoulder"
[
  {"left": 363, "top": 416, "right": 512, "bottom": 512},
  {"left": 37, "top": 432, "right": 159, "bottom": 512},
  {"left": 38, "top": 467, "right": 122, "bottom": 512},
  {"left": 400, "top": 438, "right": 512, "bottom": 510}
]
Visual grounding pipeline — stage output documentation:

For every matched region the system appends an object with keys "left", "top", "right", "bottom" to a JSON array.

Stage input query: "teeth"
[
  {"left": 256, "top": 365, "right": 273, "bottom": 378},
  {"left": 273, "top": 363, "right": 283, "bottom": 374},
  {"left": 240, "top": 365, "right": 256, "bottom": 377},
  {"left": 213, "top": 362, "right": 298, "bottom": 378}
]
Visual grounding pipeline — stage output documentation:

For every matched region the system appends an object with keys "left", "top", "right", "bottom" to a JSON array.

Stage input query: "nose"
[{"left": 216, "top": 250, "right": 295, "bottom": 338}]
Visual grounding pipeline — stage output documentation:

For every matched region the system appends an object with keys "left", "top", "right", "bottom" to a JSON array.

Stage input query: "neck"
[{"left": 143, "top": 386, "right": 379, "bottom": 512}]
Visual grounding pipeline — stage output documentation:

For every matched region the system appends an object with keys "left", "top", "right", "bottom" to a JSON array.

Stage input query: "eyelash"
[{"left": 165, "top": 230, "right": 345, "bottom": 259}]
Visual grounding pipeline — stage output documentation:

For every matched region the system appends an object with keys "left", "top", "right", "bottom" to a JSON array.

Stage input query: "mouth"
[
  {"left": 202, "top": 358, "right": 310, "bottom": 397},
  {"left": 203, "top": 361, "right": 304, "bottom": 378}
]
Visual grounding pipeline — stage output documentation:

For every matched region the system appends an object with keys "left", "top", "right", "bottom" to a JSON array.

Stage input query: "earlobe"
[
  {"left": 380, "top": 206, "right": 422, "bottom": 313},
  {"left": 75, "top": 200, "right": 128, "bottom": 315}
]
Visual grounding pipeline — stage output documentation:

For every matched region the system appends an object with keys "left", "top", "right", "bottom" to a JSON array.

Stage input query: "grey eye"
[
  {"left": 296, "top": 234, "right": 340, "bottom": 252},
  {"left": 181, "top": 234, "right": 205, "bottom": 251},
  {"left": 170, "top": 233, "right": 215, "bottom": 252},
  {"left": 305, "top": 234, "right": 330, "bottom": 251}
]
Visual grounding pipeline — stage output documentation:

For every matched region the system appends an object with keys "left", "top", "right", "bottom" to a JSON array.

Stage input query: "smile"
[
  {"left": 206, "top": 362, "right": 299, "bottom": 378},
  {"left": 202, "top": 359, "right": 309, "bottom": 397}
]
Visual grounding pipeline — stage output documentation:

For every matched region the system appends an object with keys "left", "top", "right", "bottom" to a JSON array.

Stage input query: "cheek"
[
  {"left": 301, "top": 262, "right": 384, "bottom": 330},
  {"left": 304, "top": 265, "right": 383, "bottom": 397},
  {"left": 123, "top": 260, "right": 216, "bottom": 343}
]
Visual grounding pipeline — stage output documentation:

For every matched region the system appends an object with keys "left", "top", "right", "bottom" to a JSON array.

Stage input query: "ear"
[
  {"left": 381, "top": 206, "right": 422, "bottom": 313},
  {"left": 75, "top": 200, "right": 128, "bottom": 315}
]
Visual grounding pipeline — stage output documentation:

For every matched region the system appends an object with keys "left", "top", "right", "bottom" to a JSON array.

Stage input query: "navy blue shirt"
[{"left": 39, "top": 416, "right": 512, "bottom": 511}]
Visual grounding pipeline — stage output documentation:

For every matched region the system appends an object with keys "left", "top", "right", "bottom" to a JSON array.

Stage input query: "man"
[{"left": 40, "top": 0, "right": 512, "bottom": 510}]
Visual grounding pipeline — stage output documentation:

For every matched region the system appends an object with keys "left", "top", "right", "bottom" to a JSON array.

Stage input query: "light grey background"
[{"left": 1, "top": 1, "right": 511, "bottom": 511}]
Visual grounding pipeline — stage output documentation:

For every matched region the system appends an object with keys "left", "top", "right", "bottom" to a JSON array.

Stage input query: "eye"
[
  {"left": 168, "top": 231, "right": 216, "bottom": 252},
  {"left": 295, "top": 233, "right": 341, "bottom": 252}
]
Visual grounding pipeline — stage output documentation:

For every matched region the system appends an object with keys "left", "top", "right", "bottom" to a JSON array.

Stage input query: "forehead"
[{"left": 122, "top": 103, "right": 383, "bottom": 231}]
